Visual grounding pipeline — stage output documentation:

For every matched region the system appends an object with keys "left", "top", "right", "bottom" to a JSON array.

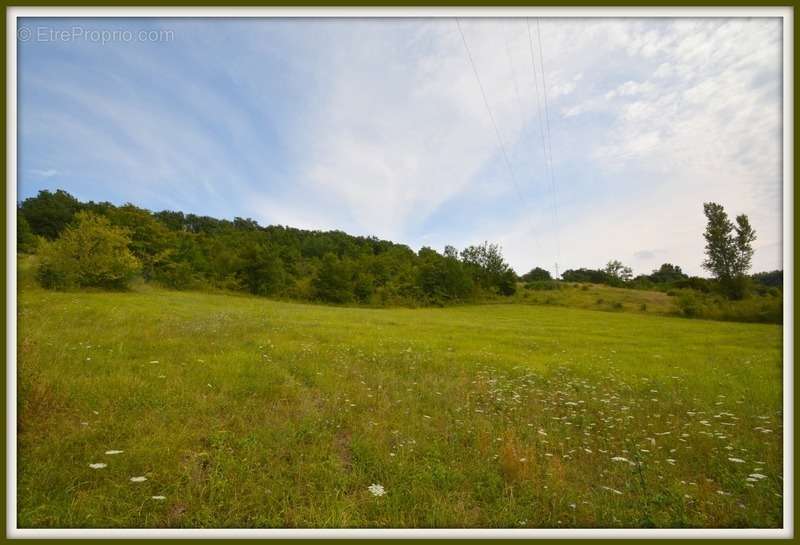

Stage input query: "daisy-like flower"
[
  {"left": 368, "top": 483, "right": 386, "bottom": 497},
  {"left": 89, "top": 463, "right": 107, "bottom": 469},
  {"left": 130, "top": 476, "right": 148, "bottom": 483}
]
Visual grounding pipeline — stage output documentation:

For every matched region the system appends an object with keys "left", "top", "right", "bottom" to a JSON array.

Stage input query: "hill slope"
[{"left": 17, "top": 284, "right": 783, "bottom": 528}]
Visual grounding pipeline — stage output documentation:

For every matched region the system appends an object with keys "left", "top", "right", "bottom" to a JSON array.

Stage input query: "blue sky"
[{"left": 18, "top": 17, "right": 783, "bottom": 276}]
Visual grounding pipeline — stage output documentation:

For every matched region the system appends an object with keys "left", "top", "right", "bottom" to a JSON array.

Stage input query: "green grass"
[
  {"left": 17, "top": 281, "right": 783, "bottom": 528},
  {"left": 513, "top": 282, "right": 677, "bottom": 315}
]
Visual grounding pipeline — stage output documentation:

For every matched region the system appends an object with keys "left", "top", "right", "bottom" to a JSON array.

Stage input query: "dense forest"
[
  {"left": 17, "top": 190, "right": 783, "bottom": 312},
  {"left": 17, "top": 189, "right": 517, "bottom": 306}
]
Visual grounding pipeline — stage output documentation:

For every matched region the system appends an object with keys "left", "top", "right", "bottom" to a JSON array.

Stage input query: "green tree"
[
  {"left": 313, "top": 253, "right": 353, "bottom": 303},
  {"left": 521, "top": 267, "right": 552, "bottom": 282},
  {"left": 417, "top": 247, "right": 473, "bottom": 303},
  {"left": 237, "top": 241, "right": 286, "bottom": 296},
  {"left": 752, "top": 270, "right": 782, "bottom": 289},
  {"left": 20, "top": 189, "right": 82, "bottom": 239},
  {"left": 460, "top": 241, "right": 516, "bottom": 294},
  {"left": 497, "top": 269, "right": 518, "bottom": 296},
  {"left": 37, "top": 211, "right": 141, "bottom": 290},
  {"left": 702, "top": 202, "right": 757, "bottom": 299},
  {"left": 649, "top": 263, "right": 687, "bottom": 284},
  {"left": 603, "top": 260, "right": 633, "bottom": 283},
  {"left": 104, "top": 204, "right": 175, "bottom": 280}
]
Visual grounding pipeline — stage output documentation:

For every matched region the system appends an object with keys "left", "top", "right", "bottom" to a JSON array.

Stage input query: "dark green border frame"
[{"left": 2, "top": 3, "right": 795, "bottom": 543}]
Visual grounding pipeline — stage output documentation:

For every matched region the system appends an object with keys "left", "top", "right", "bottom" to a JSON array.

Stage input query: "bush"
[
  {"left": 36, "top": 212, "right": 141, "bottom": 290},
  {"left": 17, "top": 213, "right": 39, "bottom": 254},
  {"left": 676, "top": 292, "right": 700, "bottom": 317},
  {"left": 521, "top": 267, "right": 552, "bottom": 282},
  {"left": 673, "top": 277, "right": 712, "bottom": 293},
  {"left": 674, "top": 289, "right": 782, "bottom": 324},
  {"left": 628, "top": 275, "right": 655, "bottom": 290},
  {"left": 719, "top": 275, "right": 752, "bottom": 300},
  {"left": 156, "top": 261, "right": 200, "bottom": 290}
]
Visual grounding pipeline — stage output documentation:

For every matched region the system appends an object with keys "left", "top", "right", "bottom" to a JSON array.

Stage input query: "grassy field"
[
  {"left": 17, "top": 280, "right": 783, "bottom": 528},
  {"left": 514, "top": 282, "right": 677, "bottom": 315}
]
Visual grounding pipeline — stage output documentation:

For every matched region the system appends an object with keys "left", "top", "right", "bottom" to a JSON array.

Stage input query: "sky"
[{"left": 17, "top": 16, "right": 784, "bottom": 277}]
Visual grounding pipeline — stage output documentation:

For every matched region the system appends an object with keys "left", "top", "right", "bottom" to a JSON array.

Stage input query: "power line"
[
  {"left": 526, "top": 18, "right": 562, "bottom": 275},
  {"left": 535, "top": 18, "right": 561, "bottom": 267},
  {"left": 503, "top": 20, "right": 526, "bottom": 140},
  {"left": 456, "top": 19, "right": 522, "bottom": 201},
  {"left": 455, "top": 18, "right": 543, "bottom": 259},
  {"left": 526, "top": 19, "right": 548, "bottom": 170}
]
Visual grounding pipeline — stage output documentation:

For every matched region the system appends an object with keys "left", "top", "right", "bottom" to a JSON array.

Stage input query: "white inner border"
[{"left": 6, "top": 6, "right": 794, "bottom": 540}]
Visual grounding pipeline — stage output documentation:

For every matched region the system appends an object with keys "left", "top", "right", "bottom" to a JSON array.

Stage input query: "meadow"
[{"left": 17, "top": 280, "right": 783, "bottom": 528}]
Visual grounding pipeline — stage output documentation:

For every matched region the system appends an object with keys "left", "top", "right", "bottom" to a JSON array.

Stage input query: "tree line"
[
  {"left": 17, "top": 190, "right": 517, "bottom": 306},
  {"left": 17, "top": 190, "right": 780, "bottom": 307}
]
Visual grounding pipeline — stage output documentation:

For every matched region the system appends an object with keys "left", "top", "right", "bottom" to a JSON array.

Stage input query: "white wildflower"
[
  {"left": 130, "top": 476, "right": 148, "bottom": 483},
  {"left": 89, "top": 463, "right": 107, "bottom": 469},
  {"left": 368, "top": 483, "right": 386, "bottom": 497}
]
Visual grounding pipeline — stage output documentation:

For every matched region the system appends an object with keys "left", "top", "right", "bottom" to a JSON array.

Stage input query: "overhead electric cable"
[
  {"left": 456, "top": 18, "right": 544, "bottom": 256},
  {"left": 456, "top": 19, "right": 521, "bottom": 198},
  {"left": 535, "top": 18, "right": 561, "bottom": 267},
  {"left": 526, "top": 18, "right": 562, "bottom": 275}
]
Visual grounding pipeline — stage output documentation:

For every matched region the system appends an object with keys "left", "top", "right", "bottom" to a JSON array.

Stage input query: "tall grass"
[{"left": 17, "top": 279, "right": 783, "bottom": 528}]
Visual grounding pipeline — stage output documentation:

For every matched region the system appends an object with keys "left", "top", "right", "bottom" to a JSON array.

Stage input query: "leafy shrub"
[
  {"left": 17, "top": 213, "right": 39, "bottom": 254},
  {"left": 676, "top": 292, "right": 700, "bottom": 317},
  {"left": 520, "top": 267, "right": 552, "bottom": 282},
  {"left": 36, "top": 212, "right": 141, "bottom": 290},
  {"left": 673, "top": 277, "right": 712, "bottom": 293},
  {"left": 628, "top": 275, "right": 655, "bottom": 290},
  {"left": 675, "top": 289, "right": 782, "bottom": 324},
  {"left": 156, "top": 261, "right": 200, "bottom": 290}
]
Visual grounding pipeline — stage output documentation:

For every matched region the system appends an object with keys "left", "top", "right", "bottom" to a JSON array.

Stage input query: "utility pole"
[{"left": 555, "top": 262, "right": 559, "bottom": 279}]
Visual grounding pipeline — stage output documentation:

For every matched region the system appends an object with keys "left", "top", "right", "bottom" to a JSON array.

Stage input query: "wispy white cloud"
[
  {"left": 28, "top": 168, "right": 58, "bottom": 178},
  {"left": 18, "top": 17, "right": 783, "bottom": 276}
]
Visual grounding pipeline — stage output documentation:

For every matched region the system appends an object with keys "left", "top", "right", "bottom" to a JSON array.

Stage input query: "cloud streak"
[{"left": 17, "top": 17, "right": 783, "bottom": 276}]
